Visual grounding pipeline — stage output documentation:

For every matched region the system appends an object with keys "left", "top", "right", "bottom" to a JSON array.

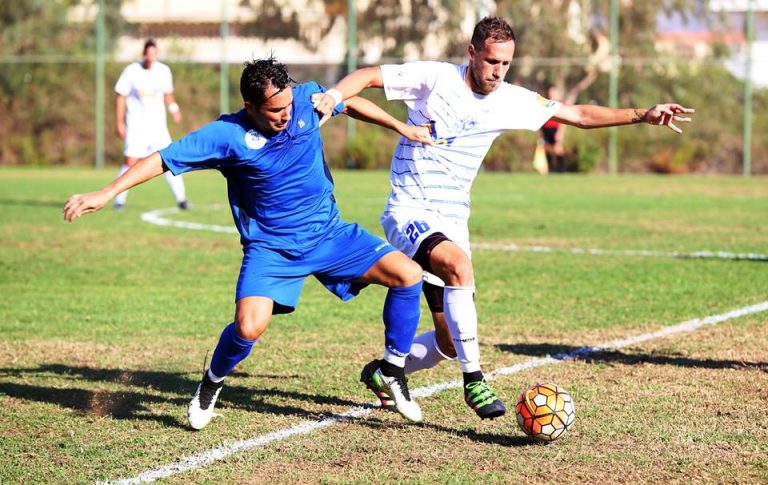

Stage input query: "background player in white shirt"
[
  {"left": 315, "top": 16, "right": 694, "bottom": 420},
  {"left": 113, "top": 39, "right": 188, "bottom": 210}
]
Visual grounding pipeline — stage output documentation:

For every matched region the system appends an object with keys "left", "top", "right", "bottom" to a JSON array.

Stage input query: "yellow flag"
[{"left": 533, "top": 141, "right": 548, "bottom": 175}]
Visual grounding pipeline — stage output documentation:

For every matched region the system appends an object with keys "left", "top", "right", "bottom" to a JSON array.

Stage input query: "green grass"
[{"left": 1, "top": 168, "right": 767, "bottom": 483}]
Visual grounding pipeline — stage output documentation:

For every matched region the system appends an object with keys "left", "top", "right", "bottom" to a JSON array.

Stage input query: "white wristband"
[
  {"left": 325, "top": 88, "right": 343, "bottom": 106},
  {"left": 167, "top": 102, "right": 180, "bottom": 113}
]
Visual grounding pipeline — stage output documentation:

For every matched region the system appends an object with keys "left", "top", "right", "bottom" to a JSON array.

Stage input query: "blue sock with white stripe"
[
  {"left": 208, "top": 323, "right": 256, "bottom": 380},
  {"left": 382, "top": 281, "right": 422, "bottom": 365}
]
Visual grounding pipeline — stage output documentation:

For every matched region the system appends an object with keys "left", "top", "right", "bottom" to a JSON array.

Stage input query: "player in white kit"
[
  {"left": 113, "top": 39, "right": 188, "bottom": 210},
  {"left": 314, "top": 17, "right": 694, "bottom": 419}
]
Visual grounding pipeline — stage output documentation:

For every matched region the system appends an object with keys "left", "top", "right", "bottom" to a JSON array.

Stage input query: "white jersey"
[
  {"left": 115, "top": 61, "right": 174, "bottom": 157},
  {"left": 380, "top": 61, "right": 560, "bottom": 226}
]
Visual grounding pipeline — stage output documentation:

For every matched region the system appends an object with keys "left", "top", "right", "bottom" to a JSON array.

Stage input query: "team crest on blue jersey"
[{"left": 245, "top": 130, "right": 267, "bottom": 149}]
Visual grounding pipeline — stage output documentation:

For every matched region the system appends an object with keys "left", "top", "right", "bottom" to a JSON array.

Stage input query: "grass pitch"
[{"left": 1, "top": 168, "right": 766, "bottom": 483}]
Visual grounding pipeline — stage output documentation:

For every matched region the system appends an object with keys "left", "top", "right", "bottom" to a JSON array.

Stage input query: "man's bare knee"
[
  {"left": 396, "top": 259, "right": 423, "bottom": 287},
  {"left": 440, "top": 259, "right": 473, "bottom": 287},
  {"left": 430, "top": 243, "right": 474, "bottom": 286},
  {"left": 235, "top": 297, "right": 272, "bottom": 340},
  {"left": 234, "top": 313, "right": 268, "bottom": 341}
]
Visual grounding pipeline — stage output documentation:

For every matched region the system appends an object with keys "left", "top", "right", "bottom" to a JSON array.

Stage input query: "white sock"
[
  {"left": 163, "top": 171, "right": 187, "bottom": 203},
  {"left": 114, "top": 164, "right": 130, "bottom": 206},
  {"left": 404, "top": 330, "right": 454, "bottom": 374},
  {"left": 443, "top": 286, "right": 481, "bottom": 373},
  {"left": 206, "top": 368, "right": 225, "bottom": 383},
  {"left": 383, "top": 348, "right": 406, "bottom": 368}
]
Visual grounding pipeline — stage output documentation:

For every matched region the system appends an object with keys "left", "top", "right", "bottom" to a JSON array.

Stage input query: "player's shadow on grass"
[
  {"left": 496, "top": 343, "right": 768, "bottom": 371},
  {"left": 0, "top": 382, "right": 189, "bottom": 427},
  {"left": 354, "top": 414, "right": 535, "bottom": 447},
  {"left": 0, "top": 364, "right": 365, "bottom": 426}
]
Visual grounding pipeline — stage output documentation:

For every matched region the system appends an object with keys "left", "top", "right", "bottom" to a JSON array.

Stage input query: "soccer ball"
[{"left": 515, "top": 382, "right": 575, "bottom": 441}]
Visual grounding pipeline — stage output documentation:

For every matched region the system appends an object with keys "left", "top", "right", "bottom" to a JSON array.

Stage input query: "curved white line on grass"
[
  {"left": 140, "top": 206, "right": 237, "bottom": 234},
  {"left": 101, "top": 300, "right": 768, "bottom": 485},
  {"left": 474, "top": 242, "right": 768, "bottom": 262},
  {"left": 140, "top": 207, "right": 768, "bottom": 262}
]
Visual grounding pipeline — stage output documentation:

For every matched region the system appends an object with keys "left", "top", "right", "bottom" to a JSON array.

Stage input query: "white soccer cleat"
[
  {"left": 373, "top": 368, "right": 422, "bottom": 423},
  {"left": 187, "top": 373, "right": 224, "bottom": 430}
]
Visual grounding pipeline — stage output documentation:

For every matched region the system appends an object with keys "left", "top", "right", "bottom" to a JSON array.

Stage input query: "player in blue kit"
[{"left": 63, "top": 56, "right": 436, "bottom": 429}]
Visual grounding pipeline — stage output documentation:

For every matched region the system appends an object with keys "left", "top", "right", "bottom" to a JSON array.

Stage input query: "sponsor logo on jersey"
[
  {"left": 298, "top": 119, "right": 306, "bottom": 128},
  {"left": 375, "top": 242, "right": 389, "bottom": 252},
  {"left": 422, "top": 119, "right": 458, "bottom": 146},
  {"left": 245, "top": 130, "right": 267, "bottom": 149},
  {"left": 537, "top": 94, "right": 558, "bottom": 109},
  {"left": 137, "top": 89, "right": 162, "bottom": 99}
]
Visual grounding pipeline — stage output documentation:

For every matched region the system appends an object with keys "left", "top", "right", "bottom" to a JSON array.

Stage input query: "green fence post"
[
  {"left": 743, "top": 0, "right": 754, "bottom": 177},
  {"left": 220, "top": 0, "right": 230, "bottom": 115},
  {"left": 346, "top": 0, "right": 357, "bottom": 168},
  {"left": 95, "top": 0, "right": 105, "bottom": 169},
  {"left": 608, "top": 0, "right": 619, "bottom": 175}
]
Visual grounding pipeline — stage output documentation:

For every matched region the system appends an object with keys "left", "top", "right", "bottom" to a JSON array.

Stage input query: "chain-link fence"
[{"left": 1, "top": 1, "right": 765, "bottom": 174}]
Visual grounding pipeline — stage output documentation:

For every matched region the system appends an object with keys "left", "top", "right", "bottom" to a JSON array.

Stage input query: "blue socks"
[
  {"left": 209, "top": 322, "right": 256, "bottom": 379},
  {"left": 383, "top": 281, "right": 423, "bottom": 360},
  {"left": 209, "top": 282, "right": 421, "bottom": 378}
]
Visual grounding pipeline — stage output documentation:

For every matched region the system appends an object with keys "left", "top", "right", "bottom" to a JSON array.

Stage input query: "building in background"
[
  {"left": 657, "top": 0, "right": 768, "bottom": 87},
  {"left": 70, "top": 0, "right": 346, "bottom": 64},
  {"left": 68, "top": 0, "right": 488, "bottom": 65}
]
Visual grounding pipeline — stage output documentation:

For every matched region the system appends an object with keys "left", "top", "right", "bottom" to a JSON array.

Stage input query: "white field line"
[
  {"left": 140, "top": 206, "right": 237, "bottom": 234},
  {"left": 140, "top": 206, "right": 768, "bottom": 262},
  {"left": 101, "top": 300, "right": 768, "bottom": 485},
  {"left": 474, "top": 242, "right": 768, "bottom": 262}
]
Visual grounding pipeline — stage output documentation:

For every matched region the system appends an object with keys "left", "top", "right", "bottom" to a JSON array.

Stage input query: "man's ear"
[{"left": 244, "top": 100, "right": 257, "bottom": 116}]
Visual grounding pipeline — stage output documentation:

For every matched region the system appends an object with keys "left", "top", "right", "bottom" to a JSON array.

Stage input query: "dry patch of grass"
[{"left": 191, "top": 317, "right": 768, "bottom": 484}]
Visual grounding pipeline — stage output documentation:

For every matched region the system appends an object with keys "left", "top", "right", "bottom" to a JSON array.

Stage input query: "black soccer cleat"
[
  {"left": 464, "top": 379, "right": 506, "bottom": 420},
  {"left": 360, "top": 359, "right": 395, "bottom": 409}
]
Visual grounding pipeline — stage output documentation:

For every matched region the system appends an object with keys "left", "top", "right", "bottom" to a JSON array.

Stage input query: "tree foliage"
[
  {"left": 0, "top": 1, "right": 763, "bottom": 173},
  {"left": 0, "top": 0, "right": 127, "bottom": 164}
]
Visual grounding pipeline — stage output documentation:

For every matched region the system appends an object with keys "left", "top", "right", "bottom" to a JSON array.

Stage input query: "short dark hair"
[
  {"left": 470, "top": 16, "right": 516, "bottom": 51},
  {"left": 143, "top": 39, "right": 157, "bottom": 54},
  {"left": 240, "top": 55, "right": 295, "bottom": 107}
]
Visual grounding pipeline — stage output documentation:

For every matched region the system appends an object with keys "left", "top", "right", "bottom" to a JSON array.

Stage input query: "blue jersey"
[{"left": 160, "top": 82, "right": 344, "bottom": 250}]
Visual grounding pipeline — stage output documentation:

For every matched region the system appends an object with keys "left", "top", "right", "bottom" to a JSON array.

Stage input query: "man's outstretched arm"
[
  {"left": 314, "top": 67, "right": 385, "bottom": 124},
  {"left": 341, "top": 96, "right": 432, "bottom": 145},
  {"left": 63, "top": 152, "right": 167, "bottom": 222},
  {"left": 553, "top": 103, "right": 695, "bottom": 134},
  {"left": 332, "top": 66, "right": 385, "bottom": 99}
]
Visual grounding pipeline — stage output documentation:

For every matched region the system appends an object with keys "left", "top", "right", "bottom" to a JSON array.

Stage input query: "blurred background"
[{"left": 1, "top": 0, "right": 766, "bottom": 174}]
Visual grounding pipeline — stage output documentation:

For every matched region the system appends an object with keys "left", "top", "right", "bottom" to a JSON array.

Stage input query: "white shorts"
[
  {"left": 380, "top": 210, "right": 471, "bottom": 260},
  {"left": 123, "top": 129, "right": 172, "bottom": 159}
]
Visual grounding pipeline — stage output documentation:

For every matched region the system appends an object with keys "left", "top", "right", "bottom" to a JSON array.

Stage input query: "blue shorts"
[{"left": 236, "top": 222, "right": 396, "bottom": 314}]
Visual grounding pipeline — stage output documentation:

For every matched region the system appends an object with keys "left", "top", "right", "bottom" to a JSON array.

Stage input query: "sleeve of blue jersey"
[
  {"left": 297, "top": 82, "right": 344, "bottom": 117},
  {"left": 159, "top": 120, "right": 234, "bottom": 175}
]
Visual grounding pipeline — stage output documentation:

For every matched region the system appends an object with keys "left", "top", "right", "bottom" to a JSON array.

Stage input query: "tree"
[
  {"left": 0, "top": 0, "right": 128, "bottom": 164},
  {"left": 489, "top": 0, "right": 746, "bottom": 173}
]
